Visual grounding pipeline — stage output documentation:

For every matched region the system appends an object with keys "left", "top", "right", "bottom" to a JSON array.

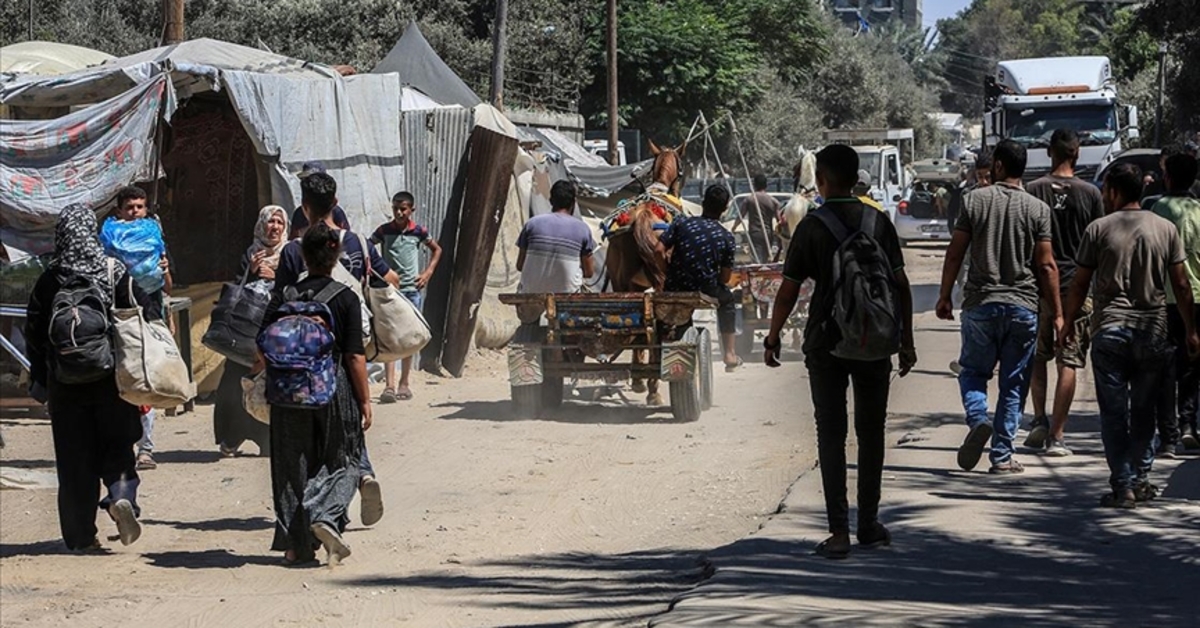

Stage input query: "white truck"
[
  {"left": 822, "top": 128, "right": 914, "bottom": 221},
  {"left": 983, "top": 56, "right": 1139, "bottom": 182}
]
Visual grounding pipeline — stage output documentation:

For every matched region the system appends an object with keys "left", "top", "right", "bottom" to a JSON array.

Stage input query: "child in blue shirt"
[{"left": 98, "top": 186, "right": 172, "bottom": 471}]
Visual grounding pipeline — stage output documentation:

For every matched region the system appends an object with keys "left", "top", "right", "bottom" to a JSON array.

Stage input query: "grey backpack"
[{"left": 814, "top": 207, "right": 900, "bottom": 361}]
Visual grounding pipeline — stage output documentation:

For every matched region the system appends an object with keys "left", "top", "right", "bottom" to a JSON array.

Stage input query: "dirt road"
[{"left": 1, "top": 348, "right": 814, "bottom": 627}]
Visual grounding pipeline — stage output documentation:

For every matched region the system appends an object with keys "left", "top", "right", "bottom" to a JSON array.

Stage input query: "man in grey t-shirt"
[
  {"left": 517, "top": 180, "right": 596, "bottom": 294},
  {"left": 1063, "top": 163, "right": 1198, "bottom": 507},
  {"left": 1025, "top": 129, "right": 1106, "bottom": 456},
  {"left": 937, "top": 140, "right": 1061, "bottom": 475}
]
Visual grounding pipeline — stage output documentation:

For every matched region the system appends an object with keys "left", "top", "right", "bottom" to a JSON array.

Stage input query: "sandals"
[
  {"left": 957, "top": 423, "right": 993, "bottom": 471},
  {"left": 136, "top": 452, "right": 157, "bottom": 470},
  {"left": 1133, "top": 481, "right": 1159, "bottom": 502},
  {"left": 396, "top": 386, "right": 413, "bottom": 401},
  {"left": 724, "top": 357, "right": 744, "bottom": 373},
  {"left": 379, "top": 388, "right": 397, "bottom": 404},
  {"left": 988, "top": 458, "right": 1025, "bottom": 475}
]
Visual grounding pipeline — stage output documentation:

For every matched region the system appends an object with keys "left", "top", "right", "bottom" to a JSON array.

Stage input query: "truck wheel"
[{"left": 699, "top": 327, "right": 714, "bottom": 411}]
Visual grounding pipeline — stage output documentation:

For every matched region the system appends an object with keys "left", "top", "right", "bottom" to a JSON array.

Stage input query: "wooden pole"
[
  {"left": 489, "top": 0, "right": 508, "bottom": 109},
  {"left": 606, "top": 0, "right": 619, "bottom": 166},
  {"left": 163, "top": 0, "right": 185, "bottom": 45}
]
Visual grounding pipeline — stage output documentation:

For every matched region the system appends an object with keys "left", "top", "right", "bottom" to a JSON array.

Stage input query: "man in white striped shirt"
[{"left": 517, "top": 181, "right": 596, "bottom": 294}]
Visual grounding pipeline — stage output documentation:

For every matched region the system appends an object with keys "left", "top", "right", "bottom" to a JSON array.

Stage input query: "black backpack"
[{"left": 48, "top": 263, "right": 116, "bottom": 384}]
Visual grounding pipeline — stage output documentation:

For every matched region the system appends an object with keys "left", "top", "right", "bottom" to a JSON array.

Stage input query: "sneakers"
[
  {"left": 1133, "top": 481, "right": 1159, "bottom": 502},
  {"left": 1024, "top": 416, "right": 1049, "bottom": 449},
  {"left": 1044, "top": 438, "right": 1073, "bottom": 457},
  {"left": 310, "top": 522, "right": 351, "bottom": 564},
  {"left": 1155, "top": 443, "right": 1179, "bottom": 460},
  {"left": 359, "top": 476, "right": 384, "bottom": 527},
  {"left": 957, "top": 423, "right": 993, "bottom": 471},
  {"left": 988, "top": 458, "right": 1025, "bottom": 474},
  {"left": 1181, "top": 432, "right": 1200, "bottom": 451},
  {"left": 107, "top": 499, "right": 142, "bottom": 546}
]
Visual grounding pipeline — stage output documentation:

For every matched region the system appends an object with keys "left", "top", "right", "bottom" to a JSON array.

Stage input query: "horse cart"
[
  {"left": 729, "top": 263, "right": 813, "bottom": 358},
  {"left": 498, "top": 291, "right": 717, "bottom": 422}
]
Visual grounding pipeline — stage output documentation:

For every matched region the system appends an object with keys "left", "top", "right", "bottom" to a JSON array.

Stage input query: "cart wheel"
[
  {"left": 698, "top": 327, "right": 714, "bottom": 411},
  {"left": 512, "top": 383, "right": 542, "bottom": 418},
  {"left": 669, "top": 328, "right": 703, "bottom": 422}
]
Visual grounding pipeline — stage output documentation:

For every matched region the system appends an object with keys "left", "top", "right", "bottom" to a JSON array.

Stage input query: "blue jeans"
[
  {"left": 1091, "top": 327, "right": 1173, "bottom": 492},
  {"left": 958, "top": 303, "right": 1038, "bottom": 464}
]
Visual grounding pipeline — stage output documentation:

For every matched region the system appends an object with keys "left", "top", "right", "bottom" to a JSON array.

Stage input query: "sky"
[{"left": 922, "top": 0, "right": 975, "bottom": 28}]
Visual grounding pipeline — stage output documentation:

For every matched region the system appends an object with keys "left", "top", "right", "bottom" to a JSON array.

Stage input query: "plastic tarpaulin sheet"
[
  {"left": 221, "top": 71, "right": 405, "bottom": 229},
  {"left": 0, "top": 74, "right": 175, "bottom": 253}
]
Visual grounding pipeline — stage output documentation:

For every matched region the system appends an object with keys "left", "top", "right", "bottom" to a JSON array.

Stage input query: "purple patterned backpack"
[{"left": 257, "top": 282, "right": 347, "bottom": 409}]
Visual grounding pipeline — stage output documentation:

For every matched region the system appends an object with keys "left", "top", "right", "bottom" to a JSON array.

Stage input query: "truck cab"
[
  {"left": 983, "top": 56, "right": 1138, "bottom": 182},
  {"left": 822, "top": 128, "right": 914, "bottom": 222}
]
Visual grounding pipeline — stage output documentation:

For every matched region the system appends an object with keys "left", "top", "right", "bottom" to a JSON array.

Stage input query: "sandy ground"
[{"left": 0, "top": 345, "right": 814, "bottom": 627}]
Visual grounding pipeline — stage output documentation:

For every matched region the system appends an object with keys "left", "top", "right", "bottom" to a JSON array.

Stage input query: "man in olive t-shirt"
[
  {"left": 937, "top": 140, "right": 1060, "bottom": 475},
  {"left": 1064, "top": 163, "right": 1197, "bottom": 507},
  {"left": 1025, "top": 129, "right": 1105, "bottom": 456}
]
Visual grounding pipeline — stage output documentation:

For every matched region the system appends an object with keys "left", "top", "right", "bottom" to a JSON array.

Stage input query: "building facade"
[{"left": 828, "top": 0, "right": 923, "bottom": 30}]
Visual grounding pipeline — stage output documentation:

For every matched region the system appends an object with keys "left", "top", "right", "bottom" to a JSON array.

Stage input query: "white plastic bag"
[{"left": 112, "top": 281, "right": 196, "bottom": 408}]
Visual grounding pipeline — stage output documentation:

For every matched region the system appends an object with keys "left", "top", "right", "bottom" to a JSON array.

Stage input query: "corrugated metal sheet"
[
  {"left": 402, "top": 108, "right": 473, "bottom": 246},
  {"left": 402, "top": 107, "right": 473, "bottom": 371}
]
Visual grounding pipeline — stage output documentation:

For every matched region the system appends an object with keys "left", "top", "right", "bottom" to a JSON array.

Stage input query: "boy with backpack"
[
  {"left": 370, "top": 191, "right": 442, "bottom": 403},
  {"left": 936, "top": 140, "right": 1061, "bottom": 475},
  {"left": 765, "top": 144, "right": 917, "bottom": 559},
  {"left": 99, "top": 186, "right": 172, "bottom": 471}
]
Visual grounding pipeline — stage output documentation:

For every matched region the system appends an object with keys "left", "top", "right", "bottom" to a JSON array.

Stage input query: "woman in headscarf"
[
  {"left": 24, "top": 203, "right": 162, "bottom": 551},
  {"left": 212, "top": 205, "right": 289, "bottom": 457}
]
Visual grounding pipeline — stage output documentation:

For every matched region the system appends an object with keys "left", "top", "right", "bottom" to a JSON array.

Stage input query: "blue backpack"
[{"left": 257, "top": 282, "right": 346, "bottom": 409}]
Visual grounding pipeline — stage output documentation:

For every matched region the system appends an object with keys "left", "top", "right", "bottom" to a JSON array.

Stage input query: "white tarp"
[
  {"left": 0, "top": 74, "right": 176, "bottom": 253},
  {"left": 0, "top": 41, "right": 115, "bottom": 76},
  {"left": 221, "top": 71, "right": 405, "bottom": 227}
]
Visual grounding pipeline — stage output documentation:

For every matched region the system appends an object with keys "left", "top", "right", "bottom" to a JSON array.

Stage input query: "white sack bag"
[
  {"left": 366, "top": 284, "right": 431, "bottom": 362},
  {"left": 241, "top": 373, "right": 270, "bottom": 425},
  {"left": 112, "top": 281, "right": 196, "bottom": 408}
]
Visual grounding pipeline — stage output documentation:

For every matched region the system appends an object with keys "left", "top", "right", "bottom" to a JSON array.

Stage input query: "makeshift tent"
[
  {"left": 1, "top": 39, "right": 404, "bottom": 267},
  {"left": 0, "top": 41, "right": 115, "bottom": 76},
  {"left": 371, "top": 22, "right": 483, "bottom": 109}
]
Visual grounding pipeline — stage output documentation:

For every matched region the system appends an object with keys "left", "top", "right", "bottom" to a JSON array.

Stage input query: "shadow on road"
[
  {"left": 141, "top": 516, "right": 273, "bottom": 533},
  {"left": 433, "top": 399, "right": 688, "bottom": 425},
  {"left": 143, "top": 549, "right": 286, "bottom": 569}
]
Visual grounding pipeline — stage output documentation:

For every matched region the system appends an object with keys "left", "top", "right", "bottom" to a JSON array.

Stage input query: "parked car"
[{"left": 895, "top": 159, "right": 964, "bottom": 246}]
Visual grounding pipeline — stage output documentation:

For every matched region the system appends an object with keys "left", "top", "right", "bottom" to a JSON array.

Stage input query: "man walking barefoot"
[{"left": 937, "top": 140, "right": 1061, "bottom": 475}]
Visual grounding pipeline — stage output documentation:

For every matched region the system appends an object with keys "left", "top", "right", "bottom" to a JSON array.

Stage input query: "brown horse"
[{"left": 604, "top": 140, "right": 686, "bottom": 406}]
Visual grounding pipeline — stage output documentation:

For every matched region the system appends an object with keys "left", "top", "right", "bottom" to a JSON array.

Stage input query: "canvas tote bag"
[
  {"left": 112, "top": 278, "right": 196, "bottom": 408},
  {"left": 365, "top": 281, "right": 432, "bottom": 362}
]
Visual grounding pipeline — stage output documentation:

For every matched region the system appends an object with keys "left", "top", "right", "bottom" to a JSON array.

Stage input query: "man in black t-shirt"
[
  {"left": 765, "top": 145, "right": 917, "bottom": 559},
  {"left": 1025, "top": 129, "right": 1105, "bottom": 457}
]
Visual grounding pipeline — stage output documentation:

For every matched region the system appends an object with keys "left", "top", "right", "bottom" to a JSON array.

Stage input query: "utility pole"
[
  {"left": 606, "top": 0, "right": 619, "bottom": 166},
  {"left": 489, "top": 0, "right": 508, "bottom": 110},
  {"left": 163, "top": 0, "right": 186, "bottom": 45},
  {"left": 1154, "top": 41, "right": 1167, "bottom": 148}
]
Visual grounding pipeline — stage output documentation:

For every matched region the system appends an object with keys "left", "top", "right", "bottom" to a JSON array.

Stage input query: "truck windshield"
[
  {"left": 856, "top": 152, "right": 881, "bottom": 182},
  {"left": 1006, "top": 105, "right": 1118, "bottom": 147}
]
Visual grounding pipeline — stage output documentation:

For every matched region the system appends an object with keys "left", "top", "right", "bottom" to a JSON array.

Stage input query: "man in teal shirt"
[
  {"left": 1150, "top": 152, "right": 1200, "bottom": 453},
  {"left": 371, "top": 192, "right": 442, "bottom": 402}
]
